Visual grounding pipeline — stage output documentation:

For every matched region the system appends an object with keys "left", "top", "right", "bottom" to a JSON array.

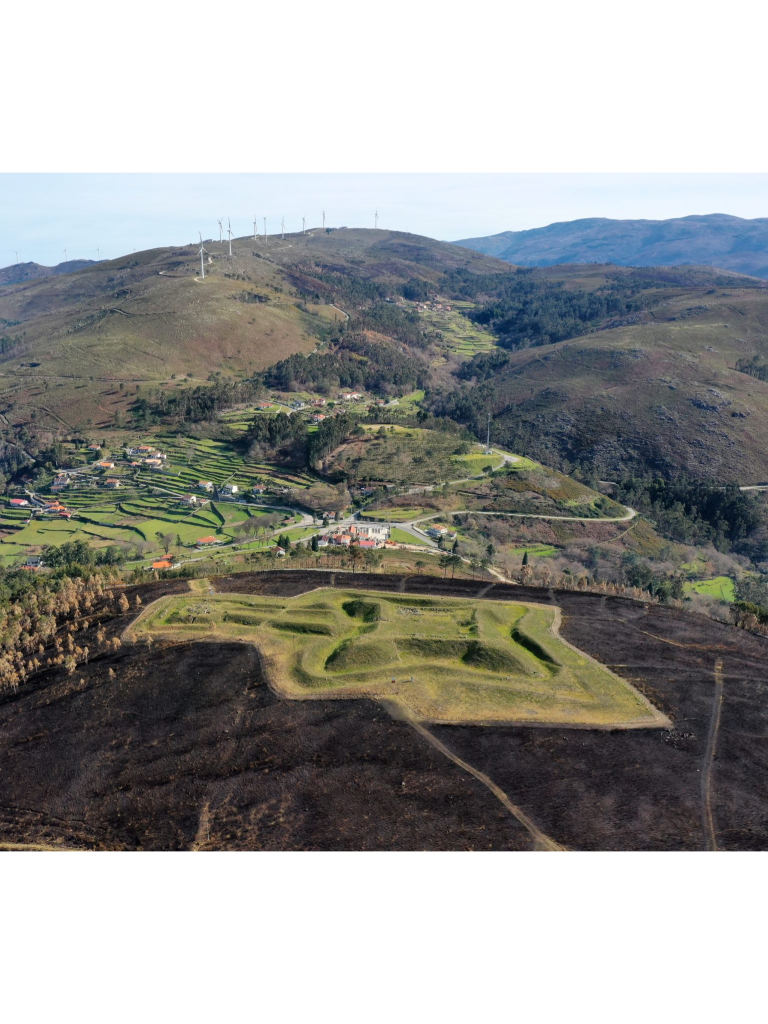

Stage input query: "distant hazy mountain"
[
  {"left": 454, "top": 214, "right": 768, "bottom": 278},
  {"left": 0, "top": 259, "right": 96, "bottom": 286}
]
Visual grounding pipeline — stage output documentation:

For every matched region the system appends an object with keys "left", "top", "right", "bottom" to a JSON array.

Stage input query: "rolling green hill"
[
  {"left": 0, "top": 229, "right": 507, "bottom": 431},
  {"left": 430, "top": 265, "right": 768, "bottom": 482}
]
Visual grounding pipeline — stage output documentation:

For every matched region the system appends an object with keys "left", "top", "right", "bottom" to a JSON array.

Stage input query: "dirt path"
[
  {"left": 404, "top": 715, "right": 565, "bottom": 851},
  {"left": 702, "top": 658, "right": 724, "bottom": 852},
  {"left": 0, "top": 843, "right": 87, "bottom": 851}
]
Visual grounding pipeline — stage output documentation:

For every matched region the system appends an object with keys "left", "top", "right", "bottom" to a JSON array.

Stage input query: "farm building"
[
  {"left": 9, "top": 498, "right": 29, "bottom": 507},
  {"left": 353, "top": 523, "right": 390, "bottom": 542}
]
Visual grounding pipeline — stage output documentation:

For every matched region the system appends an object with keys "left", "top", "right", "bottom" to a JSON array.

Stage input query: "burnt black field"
[{"left": 0, "top": 570, "right": 766, "bottom": 851}]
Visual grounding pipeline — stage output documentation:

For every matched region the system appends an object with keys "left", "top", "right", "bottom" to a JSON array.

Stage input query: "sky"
[{"left": 2, "top": 172, "right": 767, "bottom": 268}]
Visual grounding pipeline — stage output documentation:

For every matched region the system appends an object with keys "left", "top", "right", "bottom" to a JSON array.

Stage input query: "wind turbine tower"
[
  {"left": 302, "top": 216, "right": 306, "bottom": 235},
  {"left": 263, "top": 217, "right": 267, "bottom": 242},
  {"left": 217, "top": 218, "right": 224, "bottom": 243},
  {"left": 227, "top": 218, "right": 233, "bottom": 258},
  {"left": 198, "top": 233, "right": 210, "bottom": 279},
  {"left": 322, "top": 210, "right": 325, "bottom": 230},
  {"left": 375, "top": 210, "right": 379, "bottom": 229},
  {"left": 95, "top": 246, "right": 101, "bottom": 262},
  {"left": 281, "top": 217, "right": 285, "bottom": 240},
  {"left": 253, "top": 215, "right": 257, "bottom": 241},
  {"left": 63, "top": 248, "right": 68, "bottom": 263},
  {"left": 13, "top": 251, "right": 19, "bottom": 264}
]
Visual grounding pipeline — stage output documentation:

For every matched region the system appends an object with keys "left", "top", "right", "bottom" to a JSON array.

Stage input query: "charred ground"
[{"left": 0, "top": 571, "right": 766, "bottom": 851}]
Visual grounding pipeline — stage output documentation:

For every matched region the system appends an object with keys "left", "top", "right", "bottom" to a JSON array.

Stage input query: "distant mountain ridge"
[
  {"left": 0, "top": 259, "right": 96, "bottom": 287},
  {"left": 453, "top": 214, "right": 768, "bottom": 278}
]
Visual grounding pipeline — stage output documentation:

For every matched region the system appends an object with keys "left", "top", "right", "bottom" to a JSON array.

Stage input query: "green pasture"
[{"left": 684, "top": 576, "right": 735, "bottom": 602}]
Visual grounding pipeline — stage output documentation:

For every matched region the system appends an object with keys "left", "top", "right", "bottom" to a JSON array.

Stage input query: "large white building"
[{"left": 354, "top": 522, "right": 390, "bottom": 541}]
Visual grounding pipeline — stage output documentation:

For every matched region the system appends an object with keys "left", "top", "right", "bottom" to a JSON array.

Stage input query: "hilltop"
[
  {"left": 454, "top": 214, "right": 768, "bottom": 279},
  {"left": 0, "top": 229, "right": 507, "bottom": 429},
  {"left": 0, "top": 259, "right": 96, "bottom": 286}
]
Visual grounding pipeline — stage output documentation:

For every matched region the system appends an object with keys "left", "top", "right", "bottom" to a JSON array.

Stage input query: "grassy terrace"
[
  {"left": 411, "top": 300, "right": 498, "bottom": 358},
  {"left": 130, "top": 588, "right": 669, "bottom": 728}
]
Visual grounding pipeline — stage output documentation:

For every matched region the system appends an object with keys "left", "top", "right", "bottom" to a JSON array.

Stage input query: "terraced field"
[
  {"left": 130, "top": 588, "right": 668, "bottom": 728},
  {"left": 412, "top": 300, "right": 498, "bottom": 358}
]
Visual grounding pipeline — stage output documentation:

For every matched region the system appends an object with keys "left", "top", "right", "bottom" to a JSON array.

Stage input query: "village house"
[
  {"left": 97, "top": 461, "right": 115, "bottom": 470},
  {"left": 9, "top": 498, "right": 29, "bottom": 507},
  {"left": 317, "top": 538, "right": 330, "bottom": 548},
  {"left": 24, "top": 555, "right": 42, "bottom": 569},
  {"left": 179, "top": 494, "right": 198, "bottom": 506},
  {"left": 103, "top": 478, "right": 122, "bottom": 489},
  {"left": 426, "top": 525, "right": 449, "bottom": 539},
  {"left": 87, "top": 444, "right": 101, "bottom": 452},
  {"left": 198, "top": 481, "right": 214, "bottom": 492},
  {"left": 143, "top": 458, "right": 164, "bottom": 470},
  {"left": 311, "top": 398, "right": 326, "bottom": 407},
  {"left": 274, "top": 546, "right": 286, "bottom": 557},
  {"left": 152, "top": 557, "right": 174, "bottom": 571},
  {"left": 51, "top": 474, "right": 71, "bottom": 491},
  {"left": 220, "top": 483, "right": 239, "bottom": 497},
  {"left": 195, "top": 535, "right": 221, "bottom": 548},
  {"left": 311, "top": 413, "right": 326, "bottom": 424}
]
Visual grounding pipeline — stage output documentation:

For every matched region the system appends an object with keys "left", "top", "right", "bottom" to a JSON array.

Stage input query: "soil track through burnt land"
[{"left": 702, "top": 659, "right": 724, "bottom": 852}]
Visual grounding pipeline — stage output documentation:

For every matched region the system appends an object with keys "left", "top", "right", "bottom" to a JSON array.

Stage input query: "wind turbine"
[
  {"left": 281, "top": 216, "right": 285, "bottom": 240},
  {"left": 95, "top": 246, "right": 102, "bottom": 262},
  {"left": 63, "top": 248, "right": 68, "bottom": 263},
  {"left": 253, "top": 215, "right": 258, "bottom": 241},
  {"left": 198, "top": 232, "right": 210, "bottom": 279},
  {"left": 322, "top": 210, "right": 326, "bottom": 230},
  {"left": 263, "top": 217, "right": 267, "bottom": 242},
  {"left": 13, "top": 251, "right": 19, "bottom": 264},
  {"left": 302, "top": 216, "right": 306, "bottom": 235},
  {"left": 375, "top": 210, "right": 379, "bottom": 229},
  {"left": 217, "top": 218, "right": 224, "bottom": 243},
  {"left": 227, "top": 218, "right": 233, "bottom": 258}
]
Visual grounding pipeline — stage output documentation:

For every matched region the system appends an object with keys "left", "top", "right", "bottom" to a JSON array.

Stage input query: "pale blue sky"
[{"left": 2, "top": 173, "right": 767, "bottom": 268}]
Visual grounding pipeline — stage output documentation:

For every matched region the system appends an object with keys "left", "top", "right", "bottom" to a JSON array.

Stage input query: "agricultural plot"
[
  {"left": 359, "top": 507, "right": 428, "bottom": 521},
  {"left": 684, "top": 576, "right": 735, "bottom": 602},
  {"left": 327, "top": 429, "right": 504, "bottom": 486},
  {"left": 389, "top": 527, "right": 431, "bottom": 546},
  {"left": 412, "top": 300, "right": 498, "bottom": 358},
  {"left": 131, "top": 589, "right": 668, "bottom": 728}
]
